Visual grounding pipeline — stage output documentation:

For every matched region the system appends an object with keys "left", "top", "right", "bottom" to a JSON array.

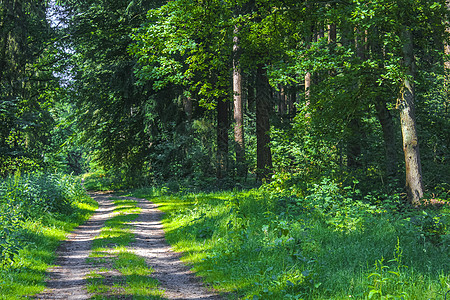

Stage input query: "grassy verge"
[
  {"left": 132, "top": 185, "right": 450, "bottom": 300},
  {"left": 86, "top": 198, "right": 163, "bottom": 299},
  {"left": 0, "top": 173, "right": 97, "bottom": 299}
]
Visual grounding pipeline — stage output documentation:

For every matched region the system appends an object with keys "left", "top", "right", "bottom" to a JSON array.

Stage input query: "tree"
[
  {"left": 233, "top": 25, "right": 246, "bottom": 178},
  {"left": 0, "top": 0, "right": 62, "bottom": 175},
  {"left": 256, "top": 64, "right": 272, "bottom": 181},
  {"left": 60, "top": 0, "right": 158, "bottom": 184},
  {"left": 399, "top": 27, "right": 424, "bottom": 205}
]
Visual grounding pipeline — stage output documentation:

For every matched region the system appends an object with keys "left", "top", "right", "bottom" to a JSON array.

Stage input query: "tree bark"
[
  {"left": 399, "top": 28, "right": 424, "bottom": 205},
  {"left": 182, "top": 94, "right": 192, "bottom": 121},
  {"left": 304, "top": 71, "right": 311, "bottom": 102},
  {"left": 347, "top": 118, "right": 362, "bottom": 169},
  {"left": 278, "top": 85, "right": 287, "bottom": 115},
  {"left": 304, "top": 20, "right": 314, "bottom": 103},
  {"left": 217, "top": 97, "right": 229, "bottom": 179},
  {"left": 375, "top": 98, "right": 397, "bottom": 177},
  {"left": 256, "top": 64, "right": 272, "bottom": 182},
  {"left": 288, "top": 86, "right": 296, "bottom": 118},
  {"left": 347, "top": 27, "right": 365, "bottom": 170},
  {"left": 445, "top": 1, "right": 450, "bottom": 112},
  {"left": 233, "top": 27, "right": 246, "bottom": 178},
  {"left": 328, "top": 23, "right": 336, "bottom": 45}
]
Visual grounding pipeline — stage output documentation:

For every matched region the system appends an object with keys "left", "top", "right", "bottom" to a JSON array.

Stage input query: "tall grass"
[
  {"left": 133, "top": 181, "right": 449, "bottom": 299},
  {"left": 0, "top": 172, "right": 97, "bottom": 299}
]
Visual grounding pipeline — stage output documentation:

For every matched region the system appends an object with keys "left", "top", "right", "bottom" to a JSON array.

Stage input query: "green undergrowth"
[
  {"left": 86, "top": 197, "right": 163, "bottom": 299},
  {"left": 0, "top": 172, "right": 97, "bottom": 299},
  {"left": 132, "top": 182, "right": 449, "bottom": 299}
]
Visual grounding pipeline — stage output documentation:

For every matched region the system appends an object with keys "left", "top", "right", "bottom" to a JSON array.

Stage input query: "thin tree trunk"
[
  {"left": 233, "top": 27, "right": 246, "bottom": 178},
  {"left": 347, "top": 118, "right": 362, "bottom": 168},
  {"left": 347, "top": 27, "right": 365, "bottom": 170},
  {"left": 399, "top": 28, "right": 424, "bottom": 205},
  {"left": 375, "top": 98, "right": 397, "bottom": 177},
  {"left": 182, "top": 94, "right": 192, "bottom": 121},
  {"left": 289, "top": 86, "right": 296, "bottom": 118},
  {"left": 305, "top": 21, "right": 313, "bottom": 103},
  {"left": 445, "top": 1, "right": 450, "bottom": 112},
  {"left": 279, "top": 85, "right": 287, "bottom": 115},
  {"left": 328, "top": 23, "right": 336, "bottom": 44},
  {"left": 217, "top": 98, "right": 229, "bottom": 179},
  {"left": 256, "top": 64, "right": 272, "bottom": 182},
  {"left": 305, "top": 72, "right": 311, "bottom": 102}
]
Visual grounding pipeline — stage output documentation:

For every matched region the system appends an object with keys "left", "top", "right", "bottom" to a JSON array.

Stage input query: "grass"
[
  {"left": 132, "top": 186, "right": 450, "bottom": 300},
  {"left": 86, "top": 197, "right": 163, "bottom": 299},
  {"left": 0, "top": 193, "right": 97, "bottom": 299}
]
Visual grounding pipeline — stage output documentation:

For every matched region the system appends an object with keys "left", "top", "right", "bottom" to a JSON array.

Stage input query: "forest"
[{"left": 0, "top": 0, "right": 449, "bottom": 299}]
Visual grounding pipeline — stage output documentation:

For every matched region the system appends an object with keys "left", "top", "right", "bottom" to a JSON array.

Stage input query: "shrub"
[{"left": 0, "top": 171, "right": 89, "bottom": 268}]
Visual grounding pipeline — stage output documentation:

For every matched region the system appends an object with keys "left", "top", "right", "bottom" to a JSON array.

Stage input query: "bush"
[{"left": 0, "top": 171, "right": 89, "bottom": 268}]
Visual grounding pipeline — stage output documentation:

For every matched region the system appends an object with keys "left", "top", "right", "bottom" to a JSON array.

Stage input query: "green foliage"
[
  {"left": 0, "top": 171, "right": 96, "bottom": 298},
  {"left": 0, "top": 172, "right": 92, "bottom": 270},
  {"left": 0, "top": 197, "right": 22, "bottom": 269},
  {"left": 367, "top": 239, "right": 409, "bottom": 299},
  {"left": 0, "top": 1, "right": 66, "bottom": 177},
  {"left": 134, "top": 185, "right": 449, "bottom": 299},
  {"left": 403, "top": 210, "right": 449, "bottom": 246}
]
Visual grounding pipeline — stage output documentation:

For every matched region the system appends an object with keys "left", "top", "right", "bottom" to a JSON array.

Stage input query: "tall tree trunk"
[
  {"left": 217, "top": 97, "right": 229, "bottom": 179},
  {"left": 445, "top": 1, "right": 450, "bottom": 113},
  {"left": 304, "top": 19, "right": 314, "bottom": 103},
  {"left": 375, "top": 98, "right": 397, "bottom": 177},
  {"left": 328, "top": 23, "right": 336, "bottom": 45},
  {"left": 347, "top": 27, "right": 365, "bottom": 170},
  {"left": 305, "top": 71, "right": 311, "bottom": 102},
  {"left": 233, "top": 27, "right": 246, "bottom": 178},
  {"left": 182, "top": 93, "right": 192, "bottom": 121},
  {"left": 278, "top": 85, "right": 287, "bottom": 115},
  {"left": 256, "top": 64, "right": 272, "bottom": 182},
  {"left": 289, "top": 86, "right": 296, "bottom": 118},
  {"left": 370, "top": 26, "right": 398, "bottom": 179},
  {"left": 347, "top": 118, "right": 362, "bottom": 168},
  {"left": 399, "top": 28, "right": 424, "bottom": 205}
]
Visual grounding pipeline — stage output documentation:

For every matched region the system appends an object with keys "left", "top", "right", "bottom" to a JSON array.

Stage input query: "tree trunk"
[
  {"left": 347, "top": 118, "right": 362, "bottom": 169},
  {"left": 347, "top": 27, "right": 365, "bottom": 170},
  {"left": 256, "top": 64, "right": 272, "bottom": 182},
  {"left": 305, "top": 71, "right": 311, "bottom": 102},
  {"left": 278, "top": 85, "right": 287, "bottom": 115},
  {"left": 328, "top": 23, "right": 336, "bottom": 45},
  {"left": 288, "top": 86, "right": 296, "bottom": 118},
  {"left": 399, "top": 28, "right": 424, "bottom": 205},
  {"left": 233, "top": 27, "right": 246, "bottom": 178},
  {"left": 217, "top": 97, "right": 229, "bottom": 179},
  {"left": 182, "top": 93, "right": 192, "bottom": 121},
  {"left": 375, "top": 98, "right": 397, "bottom": 177},
  {"left": 305, "top": 21, "right": 313, "bottom": 103},
  {"left": 445, "top": 1, "right": 450, "bottom": 112}
]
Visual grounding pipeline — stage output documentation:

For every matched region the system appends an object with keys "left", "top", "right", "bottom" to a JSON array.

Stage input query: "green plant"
[
  {"left": 0, "top": 202, "right": 22, "bottom": 269},
  {"left": 416, "top": 211, "right": 447, "bottom": 245},
  {"left": 367, "top": 239, "right": 408, "bottom": 299},
  {"left": 0, "top": 172, "right": 96, "bottom": 298}
]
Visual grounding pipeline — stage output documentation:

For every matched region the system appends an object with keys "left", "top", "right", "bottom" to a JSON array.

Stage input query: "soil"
[{"left": 33, "top": 192, "right": 224, "bottom": 300}]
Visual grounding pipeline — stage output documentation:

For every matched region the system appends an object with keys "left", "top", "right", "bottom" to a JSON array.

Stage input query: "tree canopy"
[{"left": 1, "top": 0, "right": 449, "bottom": 203}]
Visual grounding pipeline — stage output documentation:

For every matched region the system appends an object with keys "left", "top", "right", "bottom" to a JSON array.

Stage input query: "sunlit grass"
[
  {"left": 132, "top": 187, "right": 450, "bottom": 299},
  {"left": 0, "top": 195, "right": 98, "bottom": 298}
]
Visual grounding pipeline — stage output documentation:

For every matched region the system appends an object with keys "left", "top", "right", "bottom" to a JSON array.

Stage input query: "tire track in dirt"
[
  {"left": 124, "top": 196, "right": 223, "bottom": 299},
  {"left": 34, "top": 193, "right": 224, "bottom": 300},
  {"left": 34, "top": 192, "right": 115, "bottom": 300}
]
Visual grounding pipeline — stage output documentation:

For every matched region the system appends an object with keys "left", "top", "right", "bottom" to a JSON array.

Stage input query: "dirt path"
[
  {"left": 127, "top": 196, "right": 222, "bottom": 299},
  {"left": 34, "top": 193, "right": 223, "bottom": 300}
]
